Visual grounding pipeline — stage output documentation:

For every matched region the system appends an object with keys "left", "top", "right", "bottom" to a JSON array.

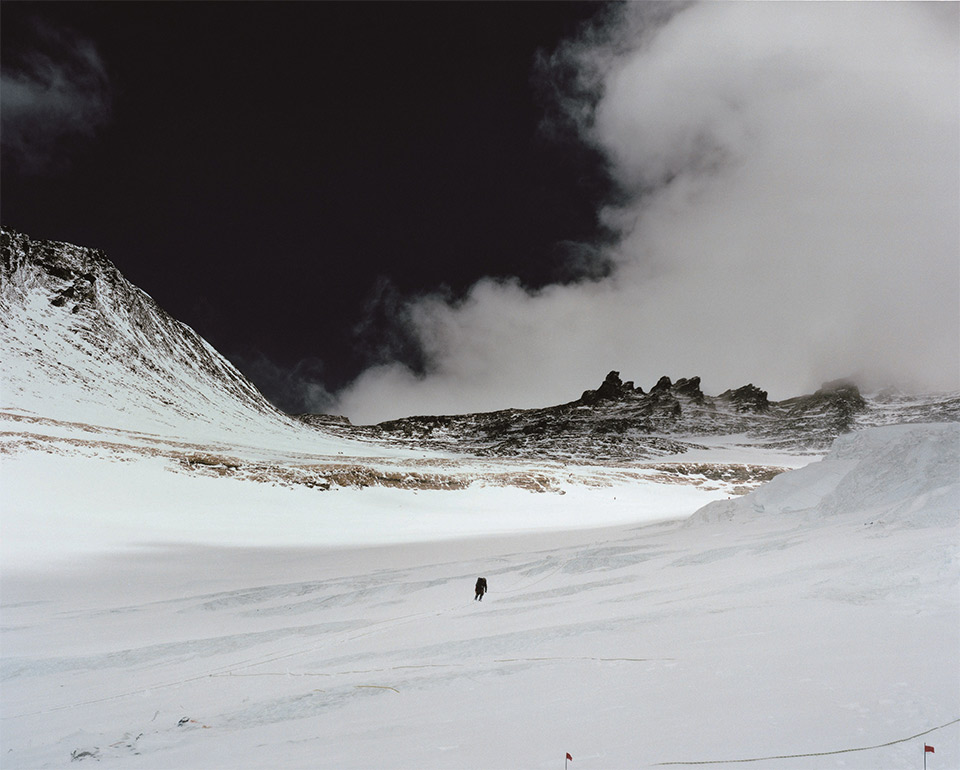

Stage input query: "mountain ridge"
[
  {"left": 299, "top": 369, "right": 960, "bottom": 462},
  {"left": 3, "top": 226, "right": 957, "bottom": 466}
]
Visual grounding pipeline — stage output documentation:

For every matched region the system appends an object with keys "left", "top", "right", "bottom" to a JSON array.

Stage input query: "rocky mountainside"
[
  {"left": 301, "top": 370, "right": 960, "bottom": 462},
  {"left": 0, "top": 228, "right": 338, "bottom": 448}
]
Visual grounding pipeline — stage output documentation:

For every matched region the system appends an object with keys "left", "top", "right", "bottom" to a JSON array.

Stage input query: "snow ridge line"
[{"left": 653, "top": 717, "right": 960, "bottom": 765}]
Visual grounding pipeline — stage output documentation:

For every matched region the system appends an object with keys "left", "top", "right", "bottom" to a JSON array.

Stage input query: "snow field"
[
  {"left": 0, "top": 447, "right": 730, "bottom": 569},
  {"left": 1, "top": 423, "right": 957, "bottom": 768},
  {"left": 2, "top": 504, "right": 957, "bottom": 768}
]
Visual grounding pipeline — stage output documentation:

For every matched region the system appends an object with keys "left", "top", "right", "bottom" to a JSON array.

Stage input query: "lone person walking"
[{"left": 474, "top": 577, "right": 487, "bottom": 601}]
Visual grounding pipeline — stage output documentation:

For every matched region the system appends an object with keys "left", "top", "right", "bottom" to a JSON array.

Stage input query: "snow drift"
[{"left": 689, "top": 422, "right": 960, "bottom": 528}]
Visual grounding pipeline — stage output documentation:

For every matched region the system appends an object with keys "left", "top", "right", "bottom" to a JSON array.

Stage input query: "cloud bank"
[
  {"left": 336, "top": 2, "right": 959, "bottom": 424},
  {"left": 1, "top": 18, "right": 112, "bottom": 174}
]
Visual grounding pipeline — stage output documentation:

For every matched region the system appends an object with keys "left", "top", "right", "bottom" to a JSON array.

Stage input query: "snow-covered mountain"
[
  {"left": 0, "top": 230, "right": 773, "bottom": 500},
  {"left": 0, "top": 228, "right": 345, "bottom": 449},
  {"left": 5, "top": 227, "right": 958, "bottom": 467}
]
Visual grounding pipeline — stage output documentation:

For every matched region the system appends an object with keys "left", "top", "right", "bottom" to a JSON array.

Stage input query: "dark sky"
[
  {"left": 4, "top": 2, "right": 957, "bottom": 423},
  {"left": 1, "top": 1, "right": 613, "bottom": 411}
]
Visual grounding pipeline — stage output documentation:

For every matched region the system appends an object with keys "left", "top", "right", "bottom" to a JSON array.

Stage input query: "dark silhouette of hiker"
[{"left": 474, "top": 577, "right": 487, "bottom": 601}]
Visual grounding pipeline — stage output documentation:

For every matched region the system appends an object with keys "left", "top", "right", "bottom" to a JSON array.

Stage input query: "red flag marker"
[
  {"left": 925, "top": 745, "right": 935, "bottom": 753},
  {"left": 565, "top": 752, "right": 573, "bottom": 769},
  {"left": 566, "top": 754, "right": 573, "bottom": 761}
]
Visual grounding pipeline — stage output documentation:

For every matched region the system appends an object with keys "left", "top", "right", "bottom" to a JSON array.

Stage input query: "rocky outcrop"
[
  {"left": 719, "top": 384, "right": 770, "bottom": 413},
  {"left": 579, "top": 370, "right": 639, "bottom": 405},
  {"left": 650, "top": 375, "right": 673, "bottom": 394},
  {"left": 674, "top": 376, "right": 705, "bottom": 404},
  {"left": 779, "top": 380, "right": 868, "bottom": 435}
]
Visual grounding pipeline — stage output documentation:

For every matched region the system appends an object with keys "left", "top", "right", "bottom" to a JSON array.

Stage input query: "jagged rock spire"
[
  {"left": 579, "top": 370, "right": 641, "bottom": 405},
  {"left": 720, "top": 384, "right": 770, "bottom": 413}
]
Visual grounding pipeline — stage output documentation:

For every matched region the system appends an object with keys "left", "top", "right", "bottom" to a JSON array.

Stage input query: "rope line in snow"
[{"left": 654, "top": 717, "right": 960, "bottom": 765}]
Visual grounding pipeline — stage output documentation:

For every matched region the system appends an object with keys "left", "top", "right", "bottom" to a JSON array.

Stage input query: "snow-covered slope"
[
  {"left": 690, "top": 422, "right": 960, "bottom": 528},
  {"left": 0, "top": 228, "right": 368, "bottom": 455},
  {"left": 2, "top": 423, "right": 956, "bottom": 769}
]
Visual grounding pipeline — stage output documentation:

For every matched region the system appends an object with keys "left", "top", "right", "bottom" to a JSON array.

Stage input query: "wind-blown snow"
[{"left": 2, "top": 424, "right": 957, "bottom": 768}]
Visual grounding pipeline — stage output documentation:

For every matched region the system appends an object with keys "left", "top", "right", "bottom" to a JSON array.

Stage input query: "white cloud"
[{"left": 337, "top": 2, "right": 959, "bottom": 424}]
